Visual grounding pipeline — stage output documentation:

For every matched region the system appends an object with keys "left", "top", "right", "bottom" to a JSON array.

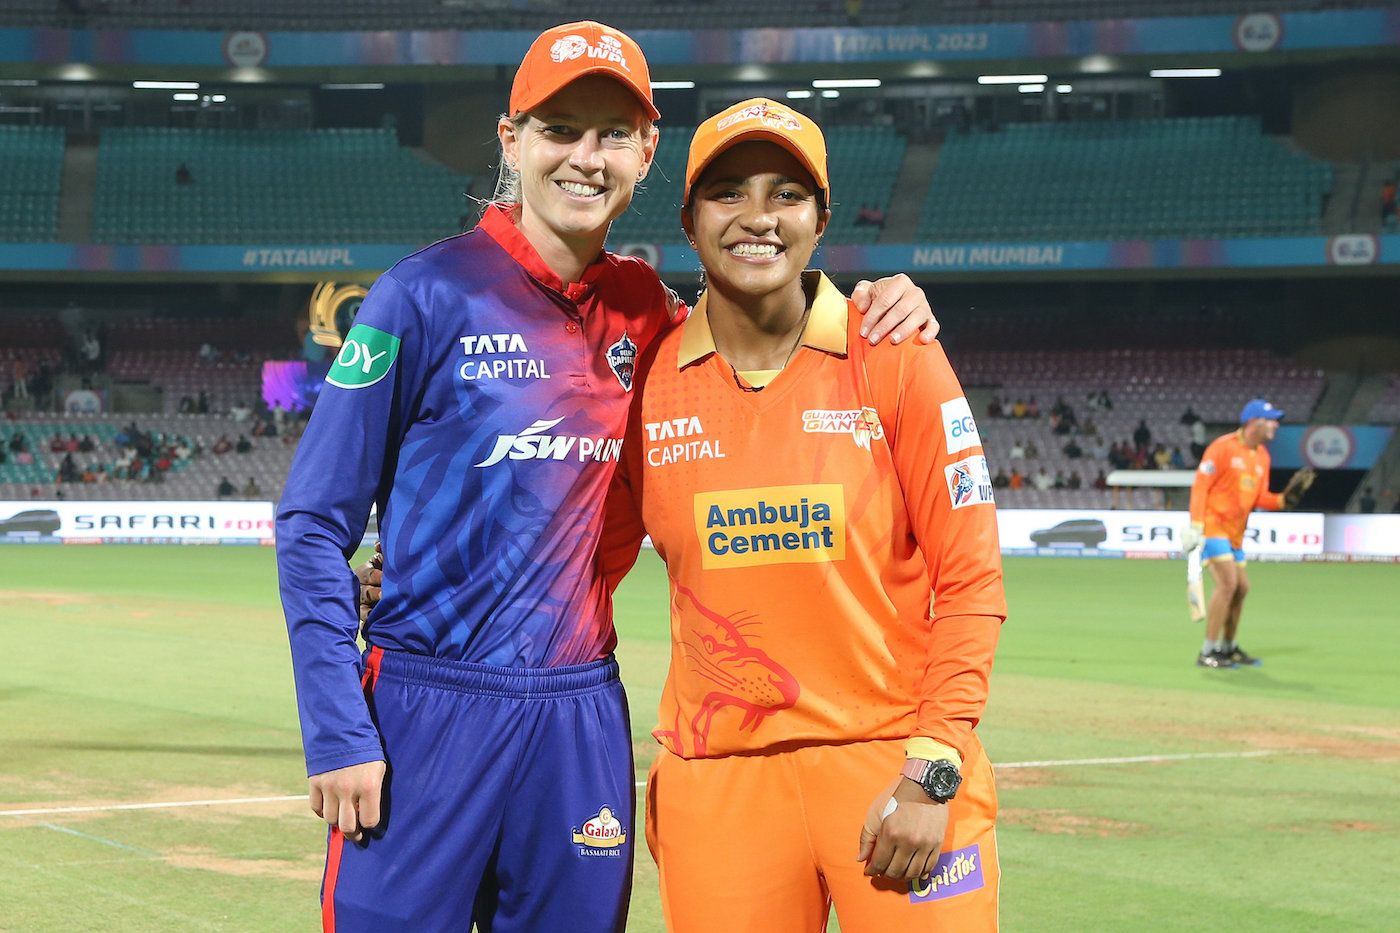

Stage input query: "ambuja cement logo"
[{"left": 326, "top": 323, "right": 401, "bottom": 389}]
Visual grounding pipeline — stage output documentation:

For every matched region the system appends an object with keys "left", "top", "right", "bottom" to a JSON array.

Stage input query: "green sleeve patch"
[{"left": 326, "top": 323, "right": 402, "bottom": 389}]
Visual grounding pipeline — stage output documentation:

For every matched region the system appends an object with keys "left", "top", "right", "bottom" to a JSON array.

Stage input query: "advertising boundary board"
[{"left": 3, "top": 503, "right": 1394, "bottom": 560}]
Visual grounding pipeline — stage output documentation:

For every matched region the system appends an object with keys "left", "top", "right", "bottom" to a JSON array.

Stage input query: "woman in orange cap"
[
  {"left": 297, "top": 21, "right": 941, "bottom": 932},
  {"left": 598, "top": 99, "right": 1006, "bottom": 931}
]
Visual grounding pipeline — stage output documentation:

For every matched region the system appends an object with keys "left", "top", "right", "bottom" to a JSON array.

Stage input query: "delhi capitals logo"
[
  {"left": 950, "top": 464, "right": 975, "bottom": 506},
  {"left": 606, "top": 331, "right": 638, "bottom": 391}
]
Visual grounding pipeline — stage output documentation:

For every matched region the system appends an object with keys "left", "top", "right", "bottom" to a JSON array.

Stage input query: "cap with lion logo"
[
  {"left": 509, "top": 21, "right": 659, "bottom": 122},
  {"left": 684, "top": 98, "right": 829, "bottom": 205}
]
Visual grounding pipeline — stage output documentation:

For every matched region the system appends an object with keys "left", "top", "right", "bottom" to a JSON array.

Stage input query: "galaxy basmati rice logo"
[
  {"left": 909, "top": 844, "right": 985, "bottom": 903},
  {"left": 717, "top": 103, "right": 803, "bottom": 134}
]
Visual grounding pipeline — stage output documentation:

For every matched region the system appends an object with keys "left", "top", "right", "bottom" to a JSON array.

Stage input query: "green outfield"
[{"left": 3, "top": 547, "right": 1398, "bottom": 931}]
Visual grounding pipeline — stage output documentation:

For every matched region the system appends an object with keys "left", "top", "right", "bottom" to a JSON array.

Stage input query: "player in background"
[
  {"left": 1182, "top": 398, "right": 1315, "bottom": 669},
  {"left": 601, "top": 100, "right": 1006, "bottom": 931},
  {"left": 279, "top": 21, "right": 939, "bottom": 931}
]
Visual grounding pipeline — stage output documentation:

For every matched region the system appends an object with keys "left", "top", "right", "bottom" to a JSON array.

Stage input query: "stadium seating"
[
  {"left": 920, "top": 117, "right": 1333, "bottom": 242},
  {"left": 955, "top": 347, "right": 1327, "bottom": 508},
  {"left": 606, "top": 125, "right": 903, "bottom": 247},
  {"left": 0, "top": 126, "right": 63, "bottom": 242},
  {"left": 0, "top": 0, "right": 1377, "bottom": 31},
  {"left": 0, "top": 413, "right": 295, "bottom": 502},
  {"left": 93, "top": 127, "right": 470, "bottom": 245},
  {"left": 1368, "top": 375, "right": 1400, "bottom": 424}
]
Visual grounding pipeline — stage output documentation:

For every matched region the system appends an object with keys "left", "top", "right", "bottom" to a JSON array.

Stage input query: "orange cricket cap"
[
  {"left": 684, "top": 98, "right": 829, "bottom": 205},
  {"left": 509, "top": 21, "right": 660, "bottom": 122}
]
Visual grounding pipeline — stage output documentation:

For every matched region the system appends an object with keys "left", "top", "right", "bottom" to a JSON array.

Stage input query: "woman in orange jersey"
[{"left": 599, "top": 99, "right": 1007, "bottom": 932}]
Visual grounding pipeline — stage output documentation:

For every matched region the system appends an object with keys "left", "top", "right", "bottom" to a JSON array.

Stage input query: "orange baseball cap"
[
  {"left": 509, "top": 21, "right": 660, "bottom": 122},
  {"left": 684, "top": 98, "right": 829, "bottom": 205}
]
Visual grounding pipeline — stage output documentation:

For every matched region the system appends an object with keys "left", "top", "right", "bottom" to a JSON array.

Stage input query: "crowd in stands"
[
  {"left": 982, "top": 389, "right": 1204, "bottom": 492},
  {"left": 34, "top": 421, "right": 202, "bottom": 488}
]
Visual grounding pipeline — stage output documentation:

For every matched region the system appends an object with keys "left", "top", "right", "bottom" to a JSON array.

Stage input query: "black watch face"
[{"left": 926, "top": 761, "right": 962, "bottom": 800}]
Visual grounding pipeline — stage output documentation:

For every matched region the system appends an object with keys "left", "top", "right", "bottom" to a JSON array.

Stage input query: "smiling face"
[
  {"left": 499, "top": 75, "right": 657, "bottom": 257},
  {"left": 682, "top": 140, "right": 830, "bottom": 302}
]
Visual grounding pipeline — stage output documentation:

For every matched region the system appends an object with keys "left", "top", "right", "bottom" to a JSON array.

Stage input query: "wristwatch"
[{"left": 901, "top": 758, "right": 962, "bottom": 803}]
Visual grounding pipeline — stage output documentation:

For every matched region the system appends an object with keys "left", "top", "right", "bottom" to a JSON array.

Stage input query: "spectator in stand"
[
  {"left": 9, "top": 360, "right": 29, "bottom": 400},
  {"left": 196, "top": 391, "right": 211, "bottom": 414},
  {"left": 1180, "top": 406, "right": 1201, "bottom": 426},
  {"left": 1169, "top": 446, "right": 1186, "bottom": 469},
  {"left": 1133, "top": 419, "right": 1151, "bottom": 450},
  {"left": 1024, "top": 439, "right": 1039, "bottom": 459},
  {"left": 178, "top": 395, "right": 195, "bottom": 414},
  {"left": 1109, "top": 442, "right": 1131, "bottom": 471},
  {"left": 81, "top": 330, "right": 102, "bottom": 372},
  {"left": 1026, "top": 396, "right": 1041, "bottom": 419},
  {"left": 1088, "top": 434, "right": 1108, "bottom": 460},
  {"left": 49, "top": 434, "right": 66, "bottom": 453},
  {"left": 1009, "top": 438, "right": 1026, "bottom": 460},
  {"left": 9, "top": 431, "right": 25, "bottom": 453},
  {"left": 244, "top": 476, "right": 262, "bottom": 499},
  {"left": 1152, "top": 444, "right": 1170, "bottom": 470},
  {"left": 1067, "top": 471, "right": 1082, "bottom": 490},
  {"left": 1009, "top": 468, "right": 1025, "bottom": 490},
  {"left": 199, "top": 342, "right": 218, "bottom": 365},
  {"left": 217, "top": 476, "right": 236, "bottom": 499},
  {"left": 1011, "top": 398, "right": 1027, "bottom": 418},
  {"left": 1359, "top": 487, "right": 1377, "bottom": 514},
  {"left": 1132, "top": 444, "right": 1149, "bottom": 470},
  {"left": 212, "top": 434, "right": 233, "bottom": 455},
  {"left": 1382, "top": 178, "right": 1397, "bottom": 224},
  {"left": 1063, "top": 437, "right": 1083, "bottom": 459},
  {"left": 78, "top": 434, "right": 94, "bottom": 453},
  {"left": 1189, "top": 419, "right": 1207, "bottom": 461},
  {"left": 235, "top": 434, "right": 252, "bottom": 454},
  {"left": 0, "top": 446, "right": 6, "bottom": 465},
  {"left": 1053, "top": 470, "right": 1067, "bottom": 489},
  {"left": 1093, "top": 469, "right": 1108, "bottom": 491},
  {"left": 992, "top": 468, "right": 1009, "bottom": 489},
  {"left": 59, "top": 453, "right": 79, "bottom": 483},
  {"left": 230, "top": 400, "right": 252, "bottom": 422},
  {"left": 65, "top": 433, "right": 81, "bottom": 453},
  {"left": 176, "top": 162, "right": 194, "bottom": 185},
  {"left": 853, "top": 203, "right": 885, "bottom": 228},
  {"left": 1032, "top": 467, "right": 1053, "bottom": 491},
  {"left": 81, "top": 465, "right": 96, "bottom": 484},
  {"left": 1081, "top": 415, "right": 1097, "bottom": 437},
  {"left": 987, "top": 397, "right": 1003, "bottom": 419},
  {"left": 16, "top": 448, "right": 33, "bottom": 466}
]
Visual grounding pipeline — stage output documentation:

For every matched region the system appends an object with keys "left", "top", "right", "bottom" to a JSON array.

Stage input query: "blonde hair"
[{"left": 483, "top": 111, "right": 657, "bottom": 219}]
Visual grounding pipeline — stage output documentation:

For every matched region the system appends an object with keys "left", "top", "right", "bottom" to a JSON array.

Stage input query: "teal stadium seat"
[
  {"left": 918, "top": 116, "right": 1332, "bottom": 242},
  {"left": 93, "top": 127, "right": 472, "bottom": 245},
  {"left": 0, "top": 126, "right": 63, "bottom": 242}
]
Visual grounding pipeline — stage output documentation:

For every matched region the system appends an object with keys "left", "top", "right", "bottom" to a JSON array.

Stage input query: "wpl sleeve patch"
[
  {"left": 326, "top": 323, "right": 402, "bottom": 389},
  {"left": 945, "top": 455, "right": 995, "bottom": 510}
]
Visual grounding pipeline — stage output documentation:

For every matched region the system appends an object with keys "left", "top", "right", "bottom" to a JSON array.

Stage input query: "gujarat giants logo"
[
  {"left": 550, "top": 35, "right": 588, "bottom": 62},
  {"left": 326, "top": 323, "right": 400, "bottom": 389}
]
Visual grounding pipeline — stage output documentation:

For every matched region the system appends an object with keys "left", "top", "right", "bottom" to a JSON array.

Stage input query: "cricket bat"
[{"left": 1186, "top": 545, "right": 1206, "bottom": 621}]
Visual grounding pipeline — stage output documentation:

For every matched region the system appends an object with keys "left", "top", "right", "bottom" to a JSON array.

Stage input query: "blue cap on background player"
[{"left": 1239, "top": 398, "right": 1285, "bottom": 423}]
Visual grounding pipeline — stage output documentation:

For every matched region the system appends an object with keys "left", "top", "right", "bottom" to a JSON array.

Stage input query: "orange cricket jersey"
[
  {"left": 604, "top": 272, "right": 1006, "bottom": 761},
  {"left": 1189, "top": 430, "right": 1283, "bottom": 546}
]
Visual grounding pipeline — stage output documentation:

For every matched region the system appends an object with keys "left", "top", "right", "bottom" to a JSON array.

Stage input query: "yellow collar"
[{"left": 677, "top": 270, "right": 849, "bottom": 369}]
